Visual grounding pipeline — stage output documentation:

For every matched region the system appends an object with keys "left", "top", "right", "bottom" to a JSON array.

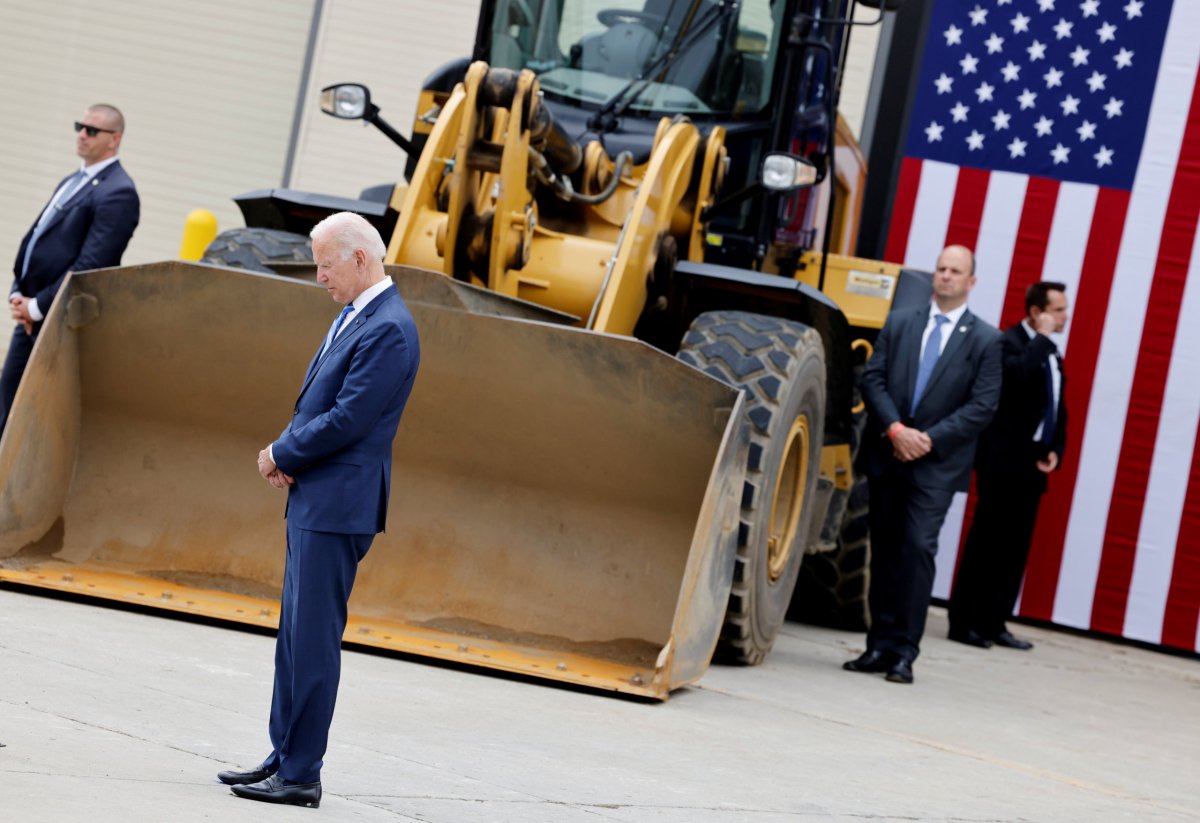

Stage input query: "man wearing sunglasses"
[{"left": 2, "top": 103, "right": 139, "bottom": 434}]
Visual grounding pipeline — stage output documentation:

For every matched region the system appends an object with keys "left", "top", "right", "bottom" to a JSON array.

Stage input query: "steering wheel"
[{"left": 596, "top": 9, "right": 665, "bottom": 29}]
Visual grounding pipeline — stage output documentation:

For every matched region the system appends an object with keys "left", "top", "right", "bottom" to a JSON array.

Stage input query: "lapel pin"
[
  {"left": 958, "top": 326, "right": 967, "bottom": 333},
  {"left": 92, "top": 179, "right": 99, "bottom": 186}
]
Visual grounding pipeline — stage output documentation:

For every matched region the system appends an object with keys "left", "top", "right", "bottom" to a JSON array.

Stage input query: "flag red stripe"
[
  {"left": 1163, "top": 419, "right": 1200, "bottom": 649},
  {"left": 885, "top": 157, "right": 923, "bottom": 264},
  {"left": 953, "top": 177, "right": 1062, "bottom": 590},
  {"left": 999, "top": 177, "right": 1061, "bottom": 329},
  {"left": 1018, "top": 187, "right": 1132, "bottom": 620},
  {"left": 1091, "top": 74, "right": 1200, "bottom": 635},
  {"left": 944, "top": 166, "right": 990, "bottom": 251}
]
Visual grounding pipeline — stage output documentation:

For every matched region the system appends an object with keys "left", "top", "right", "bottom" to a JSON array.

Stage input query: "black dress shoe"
[
  {"left": 885, "top": 658, "right": 914, "bottom": 684},
  {"left": 231, "top": 773, "right": 322, "bottom": 808},
  {"left": 992, "top": 631, "right": 1034, "bottom": 650},
  {"left": 217, "top": 765, "right": 274, "bottom": 785},
  {"left": 947, "top": 628, "right": 994, "bottom": 649},
  {"left": 843, "top": 649, "right": 894, "bottom": 673}
]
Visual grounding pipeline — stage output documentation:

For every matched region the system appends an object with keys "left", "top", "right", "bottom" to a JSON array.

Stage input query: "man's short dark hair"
[{"left": 1025, "top": 281, "right": 1067, "bottom": 313}]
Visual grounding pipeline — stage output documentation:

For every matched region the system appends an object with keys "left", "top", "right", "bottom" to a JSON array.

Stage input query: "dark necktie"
[
  {"left": 911, "top": 314, "right": 949, "bottom": 414},
  {"left": 320, "top": 305, "right": 356, "bottom": 358},
  {"left": 1040, "top": 357, "right": 1058, "bottom": 446}
]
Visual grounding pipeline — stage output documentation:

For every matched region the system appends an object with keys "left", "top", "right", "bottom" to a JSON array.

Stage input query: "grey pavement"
[{"left": 1, "top": 585, "right": 1197, "bottom": 822}]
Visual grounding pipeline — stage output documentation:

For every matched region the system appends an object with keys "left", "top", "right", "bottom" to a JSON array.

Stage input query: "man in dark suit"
[
  {"left": 844, "top": 245, "right": 1002, "bottom": 684},
  {"left": 217, "top": 212, "right": 420, "bottom": 808},
  {"left": 948, "top": 281, "right": 1069, "bottom": 651},
  {"left": 3, "top": 103, "right": 139, "bottom": 434}
]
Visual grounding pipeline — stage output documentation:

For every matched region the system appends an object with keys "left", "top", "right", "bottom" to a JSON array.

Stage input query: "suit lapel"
[
  {"left": 920, "top": 308, "right": 975, "bottom": 401},
  {"left": 296, "top": 286, "right": 396, "bottom": 400},
  {"left": 40, "top": 164, "right": 113, "bottom": 235},
  {"left": 899, "top": 307, "right": 927, "bottom": 411}
]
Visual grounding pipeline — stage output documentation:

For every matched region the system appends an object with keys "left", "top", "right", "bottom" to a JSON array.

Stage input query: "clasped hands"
[
  {"left": 258, "top": 447, "right": 294, "bottom": 489},
  {"left": 889, "top": 424, "right": 932, "bottom": 462},
  {"left": 9, "top": 295, "right": 33, "bottom": 335}
]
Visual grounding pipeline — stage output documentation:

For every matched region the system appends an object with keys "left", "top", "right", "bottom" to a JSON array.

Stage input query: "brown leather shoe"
[{"left": 231, "top": 773, "right": 321, "bottom": 808}]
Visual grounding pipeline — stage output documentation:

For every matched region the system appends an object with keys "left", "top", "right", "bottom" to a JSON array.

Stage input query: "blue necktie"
[
  {"left": 320, "top": 305, "right": 356, "bottom": 358},
  {"left": 1039, "top": 358, "right": 1058, "bottom": 446},
  {"left": 21, "top": 170, "right": 87, "bottom": 279},
  {"left": 911, "top": 314, "right": 949, "bottom": 414}
]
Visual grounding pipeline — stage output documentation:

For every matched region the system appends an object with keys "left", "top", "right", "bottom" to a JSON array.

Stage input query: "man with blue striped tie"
[
  {"left": 3, "top": 104, "right": 139, "bottom": 434},
  {"left": 218, "top": 212, "right": 420, "bottom": 807},
  {"left": 844, "top": 245, "right": 1002, "bottom": 684}
]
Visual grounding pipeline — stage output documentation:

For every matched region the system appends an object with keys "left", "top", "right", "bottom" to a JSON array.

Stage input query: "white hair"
[{"left": 310, "top": 211, "right": 386, "bottom": 262}]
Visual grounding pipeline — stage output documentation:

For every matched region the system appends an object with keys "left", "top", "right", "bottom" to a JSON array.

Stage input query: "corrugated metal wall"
[
  {"left": 0, "top": 2, "right": 881, "bottom": 269},
  {"left": 0, "top": 0, "right": 313, "bottom": 269},
  {"left": 287, "top": 1, "right": 481, "bottom": 198}
]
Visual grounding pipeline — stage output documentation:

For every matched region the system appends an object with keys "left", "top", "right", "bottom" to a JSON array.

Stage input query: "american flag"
[{"left": 883, "top": 0, "right": 1200, "bottom": 652}]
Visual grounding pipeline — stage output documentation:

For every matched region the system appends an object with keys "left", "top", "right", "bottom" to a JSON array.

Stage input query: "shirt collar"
[
  {"left": 1022, "top": 318, "right": 1062, "bottom": 354},
  {"left": 928, "top": 301, "right": 968, "bottom": 327},
  {"left": 350, "top": 277, "right": 394, "bottom": 313},
  {"left": 81, "top": 156, "right": 119, "bottom": 179}
]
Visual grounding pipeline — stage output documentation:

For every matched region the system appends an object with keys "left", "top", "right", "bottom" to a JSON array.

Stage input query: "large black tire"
[
  {"left": 790, "top": 365, "right": 872, "bottom": 632},
  {"left": 201, "top": 228, "right": 313, "bottom": 273},
  {"left": 788, "top": 471, "right": 871, "bottom": 631},
  {"left": 678, "top": 311, "right": 826, "bottom": 665}
]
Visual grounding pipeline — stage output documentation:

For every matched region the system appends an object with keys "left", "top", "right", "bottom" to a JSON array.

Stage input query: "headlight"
[
  {"left": 761, "top": 154, "right": 818, "bottom": 192},
  {"left": 320, "top": 84, "right": 372, "bottom": 120}
]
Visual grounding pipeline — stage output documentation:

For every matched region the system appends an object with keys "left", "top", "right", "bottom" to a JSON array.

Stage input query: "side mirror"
[
  {"left": 320, "top": 84, "right": 373, "bottom": 120},
  {"left": 761, "top": 154, "right": 818, "bottom": 192}
]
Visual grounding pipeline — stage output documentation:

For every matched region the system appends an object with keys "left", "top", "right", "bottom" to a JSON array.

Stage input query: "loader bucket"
[{"left": 0, "top": 262, "right": 746, "bottom": 699}]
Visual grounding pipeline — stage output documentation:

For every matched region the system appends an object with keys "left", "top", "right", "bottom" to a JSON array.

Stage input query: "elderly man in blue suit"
[
  {"left": 218, "top": 212, "right": 420, "bottom": 807},
  {"left": 3, "top": 103, "right": 139, "bottom": 434},
  {"left": 844, "top": 245, "right": 1002, "bottom": 685}
]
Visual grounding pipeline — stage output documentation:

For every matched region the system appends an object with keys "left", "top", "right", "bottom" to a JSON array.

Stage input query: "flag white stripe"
[
  {"left": 931, "top": 172, "right": 1031, "bottom": 597},
  {"left": 1040, "top": 182, "right": 1099, "bottom": 357},
  {"left": 1053, "top": 0, "right": 1200, "bottom": 628},
  {"left": 932, "top": 492, "right": 967, "bottom": 600},
  {"left": 971, "top": 171, "right": 1029, "bottom": 327},
  {"left": 1123, "top": 212, "right": 1200, "bottom": 643},
  {"left": 904, "top": 160, "right": 958, "bottom": 269}
]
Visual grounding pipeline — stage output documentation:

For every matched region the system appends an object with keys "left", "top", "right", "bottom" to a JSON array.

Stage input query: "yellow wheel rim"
[{"left": 766, "top": 414, "right": 810, "bottom": 583}]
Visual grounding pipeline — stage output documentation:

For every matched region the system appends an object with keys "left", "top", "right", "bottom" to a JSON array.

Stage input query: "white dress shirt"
[
  {"left": 1022, "top": 319, "right": 1062, "bottom": 443},
  {"left": 919, "top": 301, "right": 969, "bottom": 359}
]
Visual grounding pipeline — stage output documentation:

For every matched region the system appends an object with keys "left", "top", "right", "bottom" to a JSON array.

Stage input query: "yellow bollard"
[{"left": 178, "top": 209, "right": 218, "bottom": 261}]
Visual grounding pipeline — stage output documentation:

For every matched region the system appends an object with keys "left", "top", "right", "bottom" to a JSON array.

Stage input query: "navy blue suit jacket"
[
  {"left": 974, "top": 322, "right": 1067, "bottom": 489},
  {"left": 861, "top": 304, "right": 1002, "bottom": 492},
  {"left": 12, "top": 160, "right": 140, "bottom": 312},
  {"left": 272, "top": 285, "right": 420, "bottom": 534}
]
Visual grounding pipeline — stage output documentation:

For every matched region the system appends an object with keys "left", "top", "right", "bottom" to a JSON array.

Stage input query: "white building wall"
[
  {"left": 287, "top": 0, "right": 482, "bottom": 198},
  {"left": 0, "top": 0, "right": 313, "bottom": 269}
]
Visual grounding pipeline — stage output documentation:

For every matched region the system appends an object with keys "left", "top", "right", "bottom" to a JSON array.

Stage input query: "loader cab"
[
  {"left": 476, "top": 0, "right": 844, "bottom": 270},
  {"left": 486, "top": 0, "right": 782, "bottom": 118}
]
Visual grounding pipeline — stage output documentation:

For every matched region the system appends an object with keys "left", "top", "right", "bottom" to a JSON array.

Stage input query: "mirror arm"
[{"left": 363, "top": 104, "right": 415, "bottom": 155}]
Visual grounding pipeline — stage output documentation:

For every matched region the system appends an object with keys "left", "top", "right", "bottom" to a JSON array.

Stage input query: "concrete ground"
[{"left": 1, "top": 585, "right": 1196, "bottom": 823}]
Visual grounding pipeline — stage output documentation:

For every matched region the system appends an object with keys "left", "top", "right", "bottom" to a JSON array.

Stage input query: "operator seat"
[{"left": 643, "top": 0, "right": 724, "bottom": 106}]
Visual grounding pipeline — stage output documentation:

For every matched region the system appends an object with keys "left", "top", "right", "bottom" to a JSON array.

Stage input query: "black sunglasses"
[{"left": 74, "top": 121, "right": 117, "bottom": 137}]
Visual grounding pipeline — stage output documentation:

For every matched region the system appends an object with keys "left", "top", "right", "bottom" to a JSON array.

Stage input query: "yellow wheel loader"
[{"left": 0, "top": 0, "right": 928, "bottom": 698}]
